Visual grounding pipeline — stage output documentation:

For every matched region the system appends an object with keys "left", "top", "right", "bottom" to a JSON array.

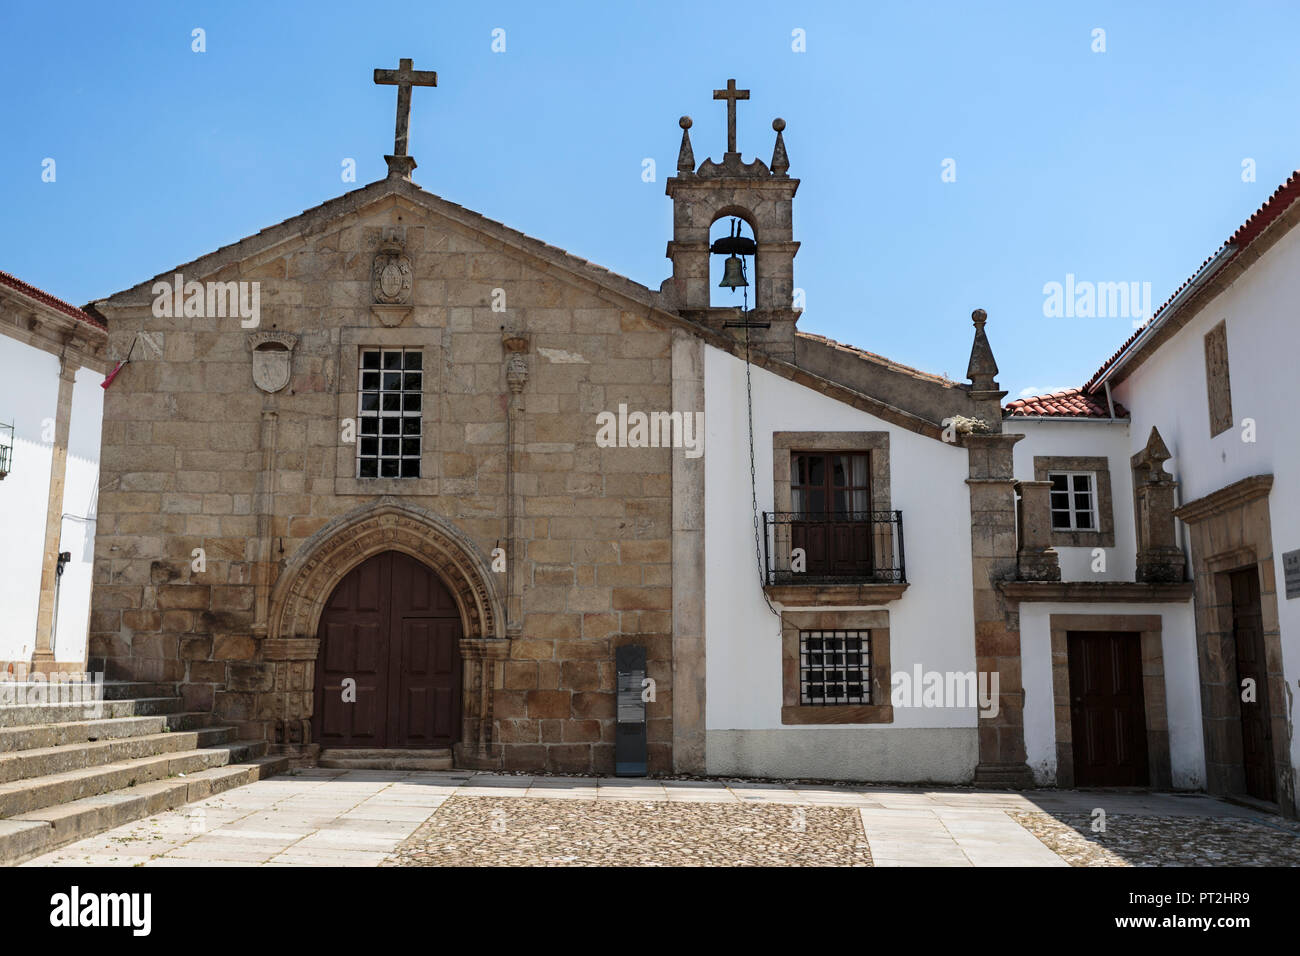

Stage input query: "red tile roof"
[
  {"left": 0, "top": 269, "right": 106, "bottom": 331},
  {"left": 1083, "top": 169, "right": 1300, "bottom": 392},
  {"left": 1004, "top": 387, "right": 1128, "bottom": 419}
]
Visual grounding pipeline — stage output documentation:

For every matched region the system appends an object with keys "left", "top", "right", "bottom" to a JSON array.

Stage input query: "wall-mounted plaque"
[{"left": 1283, "top": 549, "right": 1300, "bottom": 600}]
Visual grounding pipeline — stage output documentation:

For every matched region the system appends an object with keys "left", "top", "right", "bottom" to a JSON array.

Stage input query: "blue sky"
[{"left": 3, "top": 1, "right": 1299, "bottom": 398}]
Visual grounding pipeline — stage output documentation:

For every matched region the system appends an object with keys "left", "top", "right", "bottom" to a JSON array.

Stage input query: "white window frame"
[{"left": 1047, "top": 470, "right": 1098, "bottom": 533}]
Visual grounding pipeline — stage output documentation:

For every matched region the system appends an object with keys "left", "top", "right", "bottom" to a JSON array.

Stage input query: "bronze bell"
[{"left": 718, "top": 253, "right": 748, "bottom": 289}]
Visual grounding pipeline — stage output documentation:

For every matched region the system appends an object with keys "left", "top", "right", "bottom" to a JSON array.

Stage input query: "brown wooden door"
[
  {"left": 1068, "top": 631, "right": 1149, "bottom": 786},
  {"left": 790, "top": 451, "right": 873, "bottom": 579},
  {"left": 313, "top": 551, "right": 462, "bottom": 749},
  {"left": 1230, "top": 568, "right": 1275, "bottom": 802}
]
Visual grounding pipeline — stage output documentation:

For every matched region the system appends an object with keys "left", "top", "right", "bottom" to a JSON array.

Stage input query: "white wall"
[
  {"left": 54, "top": 368, "right": 103, "bottom": 662},
  {"left": 1113, "top": 222, "right": 1300, "bottom": 797},
  {"left": 0, "top": 337, "right": 101, "bottom": 665},
  {"left": 1019, "top": 600, "right": 1203, "bottom": 788},
  {"left": 0, "top": 336, "right": 58, "bottom": 662},
  {"left": 1006, "top": 419, "right": 1135, "bottom": 581},
  {"left": 704, "top": 346, "right": 976, "bottom": 748}
]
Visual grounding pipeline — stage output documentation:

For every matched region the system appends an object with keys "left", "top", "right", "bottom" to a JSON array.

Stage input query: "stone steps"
[
  {"left": 0, "top": 696, "right": 183, "bottom": 728},
  {"left": 318, "top": 748, "right": 453, "bottom": 771},
  {"left": 0, "top": 755, "right": 286, "bottom": 865},
  {"left": 0, "top": 712, "right": 213, "bottom": 753},
  {"left": 0, "top": 727, "right": 233, "bottom": 784},
  {"left": 0, "top": 679, "right": 287, "bottom": 866}
]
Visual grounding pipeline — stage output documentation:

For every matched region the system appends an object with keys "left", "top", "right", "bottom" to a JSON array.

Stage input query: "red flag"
[{"left": 101, "top": 359, "right": 126, "bottom": 389}]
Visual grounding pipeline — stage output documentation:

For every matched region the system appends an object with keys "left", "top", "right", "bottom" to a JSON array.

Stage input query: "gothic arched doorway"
[{"left": 311, "top": 550, "right": 463, "bottom": 749}]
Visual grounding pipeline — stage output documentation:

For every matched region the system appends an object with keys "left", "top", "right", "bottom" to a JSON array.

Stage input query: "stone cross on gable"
[
  {"left": 713, "top": 78, "right": 750, "bottom": 154},
  {"left": 374, "top": 57, "right": 437, "bottom": 178}
]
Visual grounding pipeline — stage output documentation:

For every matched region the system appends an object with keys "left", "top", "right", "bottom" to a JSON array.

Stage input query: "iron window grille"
[
  {"left": 357, "top": 348, "right": 422, "bottom": 479},
  {"left": 799, "top": 629, "right": 871, "bottom": 705}
]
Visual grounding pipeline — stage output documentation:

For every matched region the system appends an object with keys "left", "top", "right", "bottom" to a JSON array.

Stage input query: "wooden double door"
[
  {"left": 1068, "top": 631, "right": 1150, "bottom": 786},
  {"left": 1230, "top": 568, "right": 1275, "bottom": 803},
  {"left": 312, "top": 550, "right": 462, "bottom": 749}
]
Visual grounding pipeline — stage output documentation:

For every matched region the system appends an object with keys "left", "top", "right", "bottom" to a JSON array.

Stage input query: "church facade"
[{"left": 80, "top": 69, "right": 1299, "bottom": 815}]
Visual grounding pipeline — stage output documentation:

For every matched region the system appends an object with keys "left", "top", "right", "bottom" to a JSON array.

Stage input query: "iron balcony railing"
[
  {"left": 0, "top": 421, "right": 12, "bottom": 480},
  {"left": 763, "top": 510, "right": 905, "bottom": 586}
]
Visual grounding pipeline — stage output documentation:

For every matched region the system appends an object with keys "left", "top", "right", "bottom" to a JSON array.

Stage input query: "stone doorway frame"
[
  {"left": 263, "top": 498, "right": 507, "bottom": 767},
  {"left": 1048, "top": 613, "right": 1171, "bottom": 789},
  {"left": 1173, "top": 475, "right": 1293, "bottom": 816}
]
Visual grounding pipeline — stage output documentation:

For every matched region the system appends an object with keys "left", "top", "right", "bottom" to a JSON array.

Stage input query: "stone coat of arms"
[
  {"left": 247, "top": 331, "right": 299, "bottom": 393},
  {"left": 372, "top": 234, "right": 412, "bottom": 304}
]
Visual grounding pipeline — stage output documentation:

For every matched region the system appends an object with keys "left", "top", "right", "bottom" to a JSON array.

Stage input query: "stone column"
[
  {"left": 1015, "top": 480, "right": 1061, "bottom": 582},
  {"left": 502, "top": 330, "right": 528, "bottom": 636},
  {"left": 33, "top": 352, "right": 79, "bottom": 667},
  {"left": 251, "top": 409, "right": 279, "bottom": 637},
  {"left": 456, "top": 637, "right": 511, "bottom": 769},
  {"left": 671, "top": 331, "right": 706, "bottom": 773},
  {"left": 1132, "top": 427, "right": 1186, "bottom": 583},
  {"left": 263, "top": 637, "right": 319, "bottom": 763},
  {"left": 966, "top": 434, "right": 1034, "bottom": 787}
]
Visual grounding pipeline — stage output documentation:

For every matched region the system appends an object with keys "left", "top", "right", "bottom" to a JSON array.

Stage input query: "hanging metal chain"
[{"left": 739, "top": 257, "right": 781, "bottom": 620}]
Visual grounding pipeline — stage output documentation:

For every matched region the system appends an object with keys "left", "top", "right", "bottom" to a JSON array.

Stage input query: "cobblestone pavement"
[
  {"left": 1008, "top": 810, "right": 1300, "bottom": 867},
  {"left": 20, "top": 769, "right": 1300, "bottom": 867},
  {"left": 384, "top": 796, "right": 871, "bottom": 866}
]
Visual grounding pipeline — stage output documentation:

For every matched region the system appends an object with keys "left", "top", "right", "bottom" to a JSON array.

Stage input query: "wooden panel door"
[
  {"left": 313, "top": 550, "right": 463, "bottom": 749},
  {"left": 315, "top": 554, "right": 390, "bottom": 747},
  {"left": 1230, "top": 568, "right": 1275, "bottom": 802},
  {"left": 1068, "top": 631, "right": 1149, "bottom": 786}
]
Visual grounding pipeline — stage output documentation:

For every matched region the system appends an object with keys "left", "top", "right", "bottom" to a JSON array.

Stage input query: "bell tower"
[{"left": 662, "top": 79, "right": 800, "bottom": 362}]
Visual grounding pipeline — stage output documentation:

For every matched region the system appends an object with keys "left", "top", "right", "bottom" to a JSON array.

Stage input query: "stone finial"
[
  {"left": 771, "top": 118, "right": 789, "bottom": 176},
  {"left": 677, "top": 116, "right": 695, "bottom": 174},
  {"left": 1133, "top": 425, "right": 1185, "bottom": 583},
  {"left": 1142, "top": 426, "right": 1172, "bottom": 471},
  {"left": 966, "top": 308, "right": 1005, "bottom": 433},
  {"left": 966, "top": 308, "right": 999, "bottom": 387}
]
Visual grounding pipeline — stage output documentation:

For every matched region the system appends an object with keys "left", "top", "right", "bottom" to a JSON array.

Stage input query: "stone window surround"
[
  {"left": 1033, "top": 455, "right": 1115, "bottom": 548},
  {"left": 1204, "top": 319, "right": 1233, "bottom": 438},
  {"left": 771, "top": 432, "right": 893, "bottom": 577},
  {"left": 335, "top": 327, "right": 442, "bottom": 496},
  {"left": 781, "top": 609, "right": 892, "bottom": 724},
  {"left": 1048, "top": 613, "right": 1172, "bottom": 789}
]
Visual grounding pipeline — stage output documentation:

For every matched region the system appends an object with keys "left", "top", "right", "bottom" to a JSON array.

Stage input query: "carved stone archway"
[{"left": 262, "top": 498, "right": 508, "bottom": 767}]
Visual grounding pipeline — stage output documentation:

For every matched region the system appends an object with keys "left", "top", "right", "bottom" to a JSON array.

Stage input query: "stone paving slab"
[{"left": 19, "top": 769, "right": 1299, "bottom": 867}]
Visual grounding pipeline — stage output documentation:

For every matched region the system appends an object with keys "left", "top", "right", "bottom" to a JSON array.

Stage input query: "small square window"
[
  {"left": 1047, "top": 471, "right": 1097, "bottom": 532},
  {"left": 800, "top": 630, "right": 871, "bottom": 705}
]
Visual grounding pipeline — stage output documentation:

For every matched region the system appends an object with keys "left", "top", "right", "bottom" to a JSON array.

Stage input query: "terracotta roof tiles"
[
  {"left": 1004, "top": 387, "right": 1127, "bottom": 419},
  {"left": 0, "top": 270, "right": 106, "bottom": 330}
]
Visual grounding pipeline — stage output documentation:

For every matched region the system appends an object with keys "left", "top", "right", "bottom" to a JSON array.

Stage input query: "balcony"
[{"left": 762, "top": 510, "right": 908, "bottom": 605}]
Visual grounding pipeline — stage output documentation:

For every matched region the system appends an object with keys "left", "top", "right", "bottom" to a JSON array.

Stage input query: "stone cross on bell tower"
[
  {"left": 374, "top": 57, "right": 438, "bottom": 180},
  {"left": 713, "top": 78, "right": 749, "bottom": 156}
]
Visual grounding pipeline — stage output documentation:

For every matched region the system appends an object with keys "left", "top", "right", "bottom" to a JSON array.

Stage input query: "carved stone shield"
[
  {"left": 372, "top": 235, "right": 412, "bottom": 304},
  {"left": 247, "top": 331, "right": 298, "bottom": 393}
]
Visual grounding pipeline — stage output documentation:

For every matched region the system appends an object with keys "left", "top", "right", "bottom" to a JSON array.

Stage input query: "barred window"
[
  {"left": 1048, "top": 471, "right": 1096, "bottom": 531},
  {"left": 357, "top": 348, "right": 422, "bottom": 478},
  {"left": 800, "top": 630, "right": 871, "bottom": 705}
]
